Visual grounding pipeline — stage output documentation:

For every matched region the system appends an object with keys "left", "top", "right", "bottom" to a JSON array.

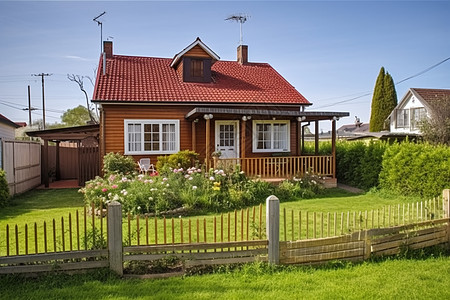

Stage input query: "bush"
[
  {"left": 0, "top": 169, "right": 10, "bottom": 207},
  {"left": 335, "top": 140, "right": 388, "bottom": 190},
  {"left": 379, "top": 141, "right": 450, "bottom": 198},
  {"left": 102, "top": 152, "right": 136, "bottom": 176},
  {"left": 156, "top": 150, "right": 199, "bottom": 175}
]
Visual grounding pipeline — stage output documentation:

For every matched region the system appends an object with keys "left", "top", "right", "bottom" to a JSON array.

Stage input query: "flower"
[
  {"left": 101, "top": 188, "right": 108, "bottom": 192},
  {"left": 111, "top": 184, "right": 118, "bottom": 189},
  {"left": 192, "top": 186, "right": 198, "bottom": 190},
  {"left": 163, "top": 177, "right": 168, "bottom": 182},
  {"left": 209, "top": 176, "right": 215, "bottom": 181},
  {"left": 121, "top": 177, "right": 128, "bottom": 182}
]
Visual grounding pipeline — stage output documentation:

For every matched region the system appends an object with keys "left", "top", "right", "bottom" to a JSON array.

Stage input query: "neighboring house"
[
  {"left": 337, "top": 122, "right": 370, "bottom": 139},
  {"left": 387, "top": 88, "right": 450, "bottom": 134},
  {"left": 92, "top": 38, "right": 349, "bottom": 181},
  {"left": 0, "top": 114, "right": 21, "bottom": 140}
]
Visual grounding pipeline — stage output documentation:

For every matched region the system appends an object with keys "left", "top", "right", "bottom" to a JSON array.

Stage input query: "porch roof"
[
  {"left": 185, "top": 107, "right": 349, "bottom": 121},
  {"left": 26, "top": 124, "right": 99, "bottom": 142}
]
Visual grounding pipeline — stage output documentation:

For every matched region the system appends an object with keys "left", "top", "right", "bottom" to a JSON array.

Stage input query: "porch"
[{"left": 186, "top": 107, "right": 349, "bottom": 185}]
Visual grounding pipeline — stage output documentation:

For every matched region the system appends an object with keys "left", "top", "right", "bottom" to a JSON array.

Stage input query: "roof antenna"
[
  {"left": 225, "top": 13, "right": 250, "bottom": 45},
  {"left": 93, "top": 11, "right": 106, "bottom": 53}
]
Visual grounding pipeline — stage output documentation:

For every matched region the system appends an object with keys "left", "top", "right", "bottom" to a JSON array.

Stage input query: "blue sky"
[{"left": 1, "top": 0, "right": 449, "bottom": 131}]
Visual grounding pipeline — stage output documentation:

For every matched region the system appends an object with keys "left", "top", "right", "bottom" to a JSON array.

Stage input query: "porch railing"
[{"left": 213, "top": 155, "right": 335, "bottom": 178}]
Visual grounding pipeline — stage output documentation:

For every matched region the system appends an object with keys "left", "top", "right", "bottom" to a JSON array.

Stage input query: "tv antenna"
[
  {"left": 93, "top": 11, "right": 106, "bottom": 53},
  {"left": 225, "top": 13, "right": 250, "bottom": 45}
]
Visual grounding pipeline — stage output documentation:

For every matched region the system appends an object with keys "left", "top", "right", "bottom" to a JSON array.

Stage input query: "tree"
[
  {"left": 67, "top": 74, "right": 97, "bottom": 123},
  {"left": 419, "top": 96, "right": 450, "bottom": 145},
  {"left": 369, "top": 67, "right": 398, "bottom": 132},
  {"left": 61, "top": 105, "right": 92, "bottom": 126}
]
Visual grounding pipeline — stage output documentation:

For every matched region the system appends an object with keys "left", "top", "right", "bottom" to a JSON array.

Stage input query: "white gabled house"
[{"left": 387, "top": 88, "right": 450, "bottom": 134}]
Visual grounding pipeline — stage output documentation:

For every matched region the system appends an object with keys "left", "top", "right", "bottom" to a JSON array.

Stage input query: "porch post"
[
  {"left": 241, "top": 117, "right": 246, "bottom": 159},
  {"left": 297, "top": 118, "right": 302, "bottom": 156},
  {"left": 55, "top": 141, "right": 60, "bottom": 181},
  {"left": 314, "top": 120, "right": 319, "bottom": 155},
  {"left": 191, "top": 120, "right": 197, "bottom": 152},
  {"left": 43, "top": 139, "right": 49, "bottom": 188},
  {"left": 332, "top": 119, "right": 336, "bottom": 178},
  {"left": 204, "top": 114, "right": 213, "bottom": 169}
]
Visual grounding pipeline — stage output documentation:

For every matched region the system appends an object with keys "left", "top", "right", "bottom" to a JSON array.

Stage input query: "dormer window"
[
  {"left": 191, "top": 59, "right": 204, "bottom": 78},
  {"left": 183, "top": 57, "right": 211, "bottom": 83},
  {"left": 170, "top": 38, "right": 220, "bottom": 84}
]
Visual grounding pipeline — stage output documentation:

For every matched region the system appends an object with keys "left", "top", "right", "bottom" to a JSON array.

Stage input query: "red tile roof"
[
  {"left": 411, "top": 88, "right": 450, "bottom": 104},
  {"left": 93, "top": 55, "right": 310, "bottom": 105}
]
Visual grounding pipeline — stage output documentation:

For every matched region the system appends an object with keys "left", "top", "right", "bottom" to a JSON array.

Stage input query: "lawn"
[
  {"left": 0, "top": 187, "right": 438, "bottom": 255},
  {"left": 0, "top": 257, "right": 449, "bottom": 299},
  {"left": 1, "top": 187, "right": 449, "bottom": 299}
]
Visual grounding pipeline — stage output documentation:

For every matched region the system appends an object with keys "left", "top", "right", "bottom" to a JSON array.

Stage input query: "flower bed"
[{"left": 80, "top": 166, "right": 278, "bottom": 214}]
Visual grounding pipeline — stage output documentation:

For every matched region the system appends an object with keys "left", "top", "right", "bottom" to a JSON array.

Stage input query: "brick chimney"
[
  {"left": 237, "top": 45, "right": 248, "bottom": 64},
  {"left": 103, "top": 41, "right": 113, "bottom": 58}
]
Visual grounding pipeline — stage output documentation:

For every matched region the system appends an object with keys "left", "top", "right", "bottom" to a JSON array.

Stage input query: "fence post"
[
  {"left": 266, "top": 195, "right": 280, "bottom": 265},
  {"left": 443, "top": 189, "right": 450, "bottom": 218},
  {"left": 108, "top": 201, "right": 123, "bottom": 276}
]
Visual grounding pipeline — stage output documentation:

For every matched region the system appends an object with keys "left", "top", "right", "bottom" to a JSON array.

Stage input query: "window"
[
  {"left": 191, "top": 59, "right": 204, "bottom": 78},
  {"left": 124, "top": 120, "right": 179, "bottom": 154},
  {"left": 411, "top": 107, "right": 427, "bottom": 130},
  {"left": 182, "top": 57, "right": 211, "bottom": 83},
  {"left": 396, "top": 109, "right": 410, "bottom": 128},
  {"left": 253, "top": 120, "right": 290, "bottom": 152}
]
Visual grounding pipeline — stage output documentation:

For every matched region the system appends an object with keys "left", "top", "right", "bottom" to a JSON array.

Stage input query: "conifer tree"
[{"left": 369, "top": 67, "right": 397, "bottom": 131}]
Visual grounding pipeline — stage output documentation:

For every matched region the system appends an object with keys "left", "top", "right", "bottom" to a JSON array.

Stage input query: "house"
[
  {"left": 92, "top": 38, "right": 349, "bottom": 183},
  {"left": 0, "top": 114, "right": 21, "bottom": 140},
  {"left": 337, "top": 121, "right": 370, "bottom": 139},
  {"left": 387, "top": 88, "right": 450, "bottom": 134}
]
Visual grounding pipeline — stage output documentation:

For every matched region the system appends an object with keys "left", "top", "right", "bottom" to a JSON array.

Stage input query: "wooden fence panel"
[{"left": 1, "top": 139, "right": 41, "bottom": 195}]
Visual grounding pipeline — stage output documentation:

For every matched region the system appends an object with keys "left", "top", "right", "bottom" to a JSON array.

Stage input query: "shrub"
[
  {"left": 102, "top": 152, "right": 136, "bottom": 176},
  {"left": 156, "top": 150, "right": 199, "bottom": 174},
  {"left": 379, "top": 141, "right": 450, "bottom": 198},
  {"left": 0, "top": 169, "right": 10, "bottom": 207},
  {"left": 335, "top": 140, "right": 388, "bottom": 190}
]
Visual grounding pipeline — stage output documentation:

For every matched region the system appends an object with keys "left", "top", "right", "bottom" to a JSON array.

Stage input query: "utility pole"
[
  {"left": 23, "top": 85, "right": 37, "bottom": 127},
  {"left": 32, "top": 73, "right": 51, "bottom": 129}
]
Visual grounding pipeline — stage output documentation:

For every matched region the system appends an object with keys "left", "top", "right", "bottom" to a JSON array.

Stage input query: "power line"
[{"left": 313, "top": 56, "right": 450, "bottom": 109}]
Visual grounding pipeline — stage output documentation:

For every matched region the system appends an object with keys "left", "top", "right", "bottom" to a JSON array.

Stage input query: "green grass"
[
  {"left": 0, "top": 187, "right": 442, "bottom": 255},
  {"left": 1, "top": 188, "right": 449, "bottom": 299},
  {"left": 1, "top": 257, "right": 449, "bottom": 299}
]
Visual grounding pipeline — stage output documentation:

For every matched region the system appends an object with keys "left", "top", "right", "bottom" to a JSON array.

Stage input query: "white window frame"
[
  {"left": 124, "top": 119, "right": 180, "bottom": 155},
  {"left": 252, "top": 120, "right": 290, "bottom": 153},
  {"left": 396, "top": 109, "right": 410, "bottom": 128}
]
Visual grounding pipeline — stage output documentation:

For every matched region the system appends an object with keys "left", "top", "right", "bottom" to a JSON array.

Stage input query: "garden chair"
[{"left": 138, "top": 158, "right": 155, "bottom": 175}]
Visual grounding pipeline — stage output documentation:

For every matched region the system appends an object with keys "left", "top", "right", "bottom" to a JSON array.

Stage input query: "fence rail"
[{"left": 215, "top": 155, "right": 334, "bottom": 178}]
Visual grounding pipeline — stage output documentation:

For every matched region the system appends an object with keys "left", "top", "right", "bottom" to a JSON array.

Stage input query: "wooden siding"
[
  {"left": 101, "top": 104, "right": 305, "bottom": 166},
  {"left": 184, "top": 45, "right": 211, "bottom": 58}
]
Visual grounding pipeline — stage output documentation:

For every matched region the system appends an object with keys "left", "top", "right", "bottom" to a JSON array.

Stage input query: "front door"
[{"left": 215, "top": 121, "right": 239, "bottom": 158}]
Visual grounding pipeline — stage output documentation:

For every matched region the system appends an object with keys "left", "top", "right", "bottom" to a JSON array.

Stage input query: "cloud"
[{"left": 64, "top": 55, "right": 91, "bottom": 62}]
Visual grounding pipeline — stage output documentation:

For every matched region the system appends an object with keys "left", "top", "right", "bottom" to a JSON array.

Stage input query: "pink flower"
[
  {"left": 111, "top": 184, "right": 118, "bottom": 189},
  {"left": 102, "top": 188, "right": 108, "bottom": 192}
]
